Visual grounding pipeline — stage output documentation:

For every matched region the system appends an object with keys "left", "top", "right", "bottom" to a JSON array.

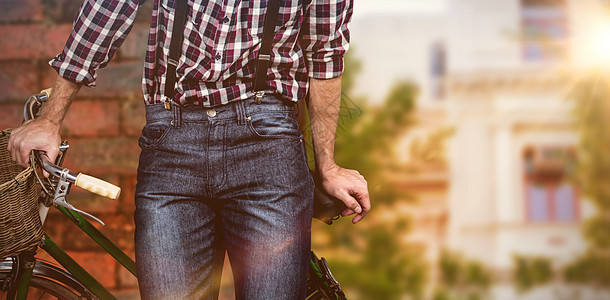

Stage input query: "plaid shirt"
[{"left": 49, "top": 0, "right": 352, "bottom": 107}]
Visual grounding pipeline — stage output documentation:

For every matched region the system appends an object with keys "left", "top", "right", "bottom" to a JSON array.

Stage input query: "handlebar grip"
[
  {"left": 40, "top": 88, "right": 53, "bottom": 97},
  {"left": 74, "top": 173, "right": 121, "bottom": 200}
]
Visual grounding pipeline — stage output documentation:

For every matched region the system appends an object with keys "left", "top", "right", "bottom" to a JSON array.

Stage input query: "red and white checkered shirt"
[{"left": 49, "top": 0, "right": 352, "bottom": 107}]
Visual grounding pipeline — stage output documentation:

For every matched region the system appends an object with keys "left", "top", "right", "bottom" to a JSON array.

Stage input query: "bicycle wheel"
[{"left": 0, "top": 259, "right": 94, "bottom": 300}]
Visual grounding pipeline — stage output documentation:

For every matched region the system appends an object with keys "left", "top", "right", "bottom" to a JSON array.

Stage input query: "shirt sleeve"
[
  {"left": 49, "top": 0, "right": 141, "bottom": 87},
  {"left": 299, "top": 0, "right": 353, "bottom": 79}
]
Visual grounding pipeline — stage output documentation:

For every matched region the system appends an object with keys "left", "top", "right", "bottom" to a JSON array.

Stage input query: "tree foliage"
[
  {"left": 512, "top": 255, "right": 552, "bottom": 292},
  {"left": 433, "top": 251, "right": 491, "bottom": 300},
  {"left": 409, "top": 127, "right": 455, "bottom": 169},
  {"left": 564, "top": 73, "right": 610, "bottom": 287}
]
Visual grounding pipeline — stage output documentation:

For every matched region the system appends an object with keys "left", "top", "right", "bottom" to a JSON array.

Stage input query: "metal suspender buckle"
[
  {"left": 162, "top": 96, "right": 172, "bottom": 110},
  {"left": 255, "top": 91, "right": 264, "bottom": 104},
  {"left": 168, "top": 58, "right": 178, "bottom": 67}
]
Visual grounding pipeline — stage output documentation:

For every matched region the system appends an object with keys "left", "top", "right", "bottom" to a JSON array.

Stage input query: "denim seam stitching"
[{"left": 209, "top": 122, "right": 228, "bottom": 192}]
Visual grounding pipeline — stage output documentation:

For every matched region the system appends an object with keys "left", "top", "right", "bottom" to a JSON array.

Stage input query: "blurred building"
[
  {"left": 352, "top": 0, "right": 609, "bottom": 299},
  {"left": 446, "top": 0, "right": 605, "bottom": 299}
]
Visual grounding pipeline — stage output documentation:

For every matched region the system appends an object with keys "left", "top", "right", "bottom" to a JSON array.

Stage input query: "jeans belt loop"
[
  {"left": 234, "top": 100, "right": 247, "bottom": 125},
  {"left": 172, "top": 104, "right": 182, "bottom": 128}
]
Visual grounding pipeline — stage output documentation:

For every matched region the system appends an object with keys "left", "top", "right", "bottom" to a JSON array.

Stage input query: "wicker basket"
[{"left": 0, "top": 129, "right": 43, "bottom": 260}]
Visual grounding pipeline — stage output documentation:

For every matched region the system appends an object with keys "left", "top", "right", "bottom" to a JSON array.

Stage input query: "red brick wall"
[{"left": 0, "top": 0, "right": 154, "bottom": 293}]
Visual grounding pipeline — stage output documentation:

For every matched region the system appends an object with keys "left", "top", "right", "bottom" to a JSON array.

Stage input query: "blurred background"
[{"left": 1, "top": 0, "right": 610, "bottom": 299}]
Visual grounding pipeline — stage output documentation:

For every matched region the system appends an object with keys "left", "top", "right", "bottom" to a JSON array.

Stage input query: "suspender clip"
[
  {"left": 162, "top": 96, "right": 172, "bottom": 110},
  {"left": 255, "top": 91, "right": 264, "bottom": 104},
  {"left": 168, "top": 58, "right": 178, "bottom": 67}
]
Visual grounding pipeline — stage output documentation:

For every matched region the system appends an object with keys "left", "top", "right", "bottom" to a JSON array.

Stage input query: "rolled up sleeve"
[
  {"left": 49, "top": 0, "right": 140, "bottom": 87},
  {"left": 300, "top": 0, "right": 353, "bottom": 79}
]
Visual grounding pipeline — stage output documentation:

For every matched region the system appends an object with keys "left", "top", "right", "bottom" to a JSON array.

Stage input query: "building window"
[
  {"left": 521, "top": 0, "right": 568, "bottom": 62},
  {"left": 523, "top": 146, "right": 578, "bottom": 222},
  {"left": 429, "top": 42, "right": 446, "bottom": 100}
]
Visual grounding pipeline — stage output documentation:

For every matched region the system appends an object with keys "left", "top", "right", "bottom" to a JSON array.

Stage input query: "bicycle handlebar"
[
  {"left": 27, "top": 89, "right": 122, "bottom": 200},
  {"left": 36, "top": 151, "right": 121, "bottom": 200}
]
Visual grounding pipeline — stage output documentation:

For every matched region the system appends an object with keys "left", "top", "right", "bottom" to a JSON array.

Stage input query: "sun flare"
[{"left": 583, "top": 18, "right": 610, "bottom": 67}]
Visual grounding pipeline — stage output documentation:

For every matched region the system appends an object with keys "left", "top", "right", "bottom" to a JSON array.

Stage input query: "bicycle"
[{"left": 0, "top": 89, "right": 347, "bottom": 300}]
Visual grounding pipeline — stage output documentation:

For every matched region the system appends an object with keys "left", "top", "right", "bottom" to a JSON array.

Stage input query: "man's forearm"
[
  {"left": 307, "top": 77, "right": 342, "bottom": 178},
  {"left": 307, "top": 76, "right": 371, "bottom": 222},
  {"left": 7, "top": 76, "right": 81, "bottom": 167},
  {"left": 39, "top": 76, "right": 82, "bottom": 126}
]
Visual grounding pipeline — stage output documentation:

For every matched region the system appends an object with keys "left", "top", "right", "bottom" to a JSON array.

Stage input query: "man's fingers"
[
  {"left": 19, "top": 141, "right": 33, "bottom": 168},
  {"left": 7, "top": 134, "right": 13, "bottom": 153},
  {"left": 359, "top": 190, "right": 371, "bottom": 217},
  {"left": 45, "top": 147, "right": 59, "bottom": 165},
  {"left": 341, "top": 208, "right": 355, "bottom": 216},
  {"left": 13, "top": 146, "right": 20, "bottom": 166},
  {"left": 336, "top": 189, "right": 362, "bottom": 214},
  {"left": 16, "top": 141, "right": 25, "bottom": 167},
  {"left": 320, "top": 167, "right": 371, "bottom": 223},
  {"left": 8, "top": 128, "right": 27, "bottom": 168},
  {"left": 10, "top": 142, "right": 17, "bottom": 164},
  {"left": 347, "top": 181, "right": 370, "bottom": 223},
  {"left": 8, "top": 132, "right": 17, "bottom": 162}
]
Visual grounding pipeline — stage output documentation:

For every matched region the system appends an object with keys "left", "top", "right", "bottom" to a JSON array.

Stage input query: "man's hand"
[
  {"left": 320, "top": 164, "right": 370, "bottom": 223},
  {"left": 7, "top": 76, "right": 81, "bottom": 174},
  {"left": 8, "top": 119, "right": 61, "bottom": 169}
]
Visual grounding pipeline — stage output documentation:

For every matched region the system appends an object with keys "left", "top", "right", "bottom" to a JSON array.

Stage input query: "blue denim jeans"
[{"left": 134, "top": 95, "right": 314, "bottom": 299}]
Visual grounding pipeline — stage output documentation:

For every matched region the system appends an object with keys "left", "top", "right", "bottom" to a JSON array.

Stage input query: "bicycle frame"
[{"left": 9, "top": 205, "right": 138, "bottom": 300}]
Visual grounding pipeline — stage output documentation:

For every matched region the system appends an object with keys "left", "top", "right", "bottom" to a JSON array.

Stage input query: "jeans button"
[{"left": 207, "top": 108, "right": 217, "bottom": 117}]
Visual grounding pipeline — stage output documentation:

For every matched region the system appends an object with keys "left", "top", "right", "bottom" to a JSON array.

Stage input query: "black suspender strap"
[
  {"left": 163, "top": 0, "right": 281, "bottom": 107},
  {"left": 253, "top": 0, "right": 282, "bottom": 103},
  {"left": 163, "top": 0, "right": 188, "bottom": 110}
]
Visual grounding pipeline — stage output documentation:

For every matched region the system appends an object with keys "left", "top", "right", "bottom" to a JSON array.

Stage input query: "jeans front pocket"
[
  {"left": 247, "top": 112, "right": 301, "bottom": 139},
  {"left": 138, "top": 119, "right": 174, "bottom": 150}
]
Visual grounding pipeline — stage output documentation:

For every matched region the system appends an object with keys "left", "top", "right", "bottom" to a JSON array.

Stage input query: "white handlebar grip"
[{"left": 75, "top": 173, "right": 121, "bottom": 200}]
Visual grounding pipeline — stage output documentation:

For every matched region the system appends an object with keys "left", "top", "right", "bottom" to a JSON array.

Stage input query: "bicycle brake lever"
[{"left": 53, "top": 168, "right": 106, "bottom": 226}]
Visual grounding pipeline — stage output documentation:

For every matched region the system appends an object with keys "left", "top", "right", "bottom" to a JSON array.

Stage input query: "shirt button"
[
  {"left": 207, "top": 108, "right": 217, "bottom": 117},
  {"left": 215, "top": 54, "right": 221, "bottom": 61},
  {"left": 223, "top": 16, "right": 229, "bottom": 23}
]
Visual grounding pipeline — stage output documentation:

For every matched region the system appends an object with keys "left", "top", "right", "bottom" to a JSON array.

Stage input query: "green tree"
[
  {"left": 564, "top": 73, "right": 610, "bottom": 287},
  {"left": 432, "top": 251, "right": 491, "bottom": 300},
  {"left": 512, "top": 255, "right": 552, "bottom": 292}
]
